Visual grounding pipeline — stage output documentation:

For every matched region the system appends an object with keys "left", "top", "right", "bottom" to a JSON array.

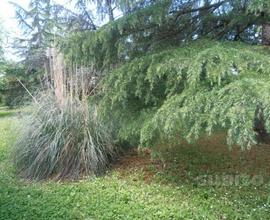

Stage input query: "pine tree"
[
  {"left": 99, "top": 40, "right": 270, "bottom": 149},
  {"left": 11, "top": 0, "right": 55, "bottom": 70},
  {"left": 61, "top": 0, "right": 270, "bottom": 149},
  {"left": 11, "top": 0, "right": 270, "bottom": 148}
]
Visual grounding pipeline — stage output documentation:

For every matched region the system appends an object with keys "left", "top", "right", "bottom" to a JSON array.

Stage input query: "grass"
[
  {"left": 14, "top": 93, "right": 115, "bottom": 180},
  {"left": 0, "top": 107, "right": 19, "bottom": 118},
  {"left": 0, "top": 108, "right": 270, "bottom": 219}
]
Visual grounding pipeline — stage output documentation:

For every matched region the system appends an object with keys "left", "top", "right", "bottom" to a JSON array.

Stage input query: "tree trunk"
[
  {"left": 257, "top": 23, "right": 270, "bottom": 144},
  {"left": 106, "top": 0, "right": 114, "bottom": 21},
  {"left": 254, "top": 104, "right": 270, "bottom": 144},
  {"left": 124, "top": 0, "right": 131, "bottom": 15},
  {"left": 262, "top": 22, "right": 270, "bottom": 45}
]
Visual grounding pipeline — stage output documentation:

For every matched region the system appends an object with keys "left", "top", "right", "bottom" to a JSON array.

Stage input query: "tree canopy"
[
  {"left": 10, "top": 0, "right": 270, "bottom": 149},
  {"left": 11, "top": 0, "right": 54, "bottom": 69},
  {"left": 61, "top": 0, "right": 270, "bottom": 70},
  {"left": 99, "top": 40, "right": 270, "bottom": 149}
]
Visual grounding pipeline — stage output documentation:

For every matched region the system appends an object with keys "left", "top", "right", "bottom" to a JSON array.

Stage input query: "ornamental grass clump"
[{"left": 14, "top": 49, "right": 115, "bottom": 180}]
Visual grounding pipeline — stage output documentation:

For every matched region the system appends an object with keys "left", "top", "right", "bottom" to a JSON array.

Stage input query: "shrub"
[
  {"left": 13, "top": 49, "right": 116, "bottom": 180},
  {"left": 14, "top": 92, "right": 115, "bottom": 180}
]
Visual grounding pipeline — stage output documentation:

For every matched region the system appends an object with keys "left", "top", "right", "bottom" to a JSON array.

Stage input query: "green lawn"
[
  {"left": 0, "top": 109, "right": 270, "bottom": 220},
  {"left": 0, "top": 107, "right": 18, "bottom": 118}
]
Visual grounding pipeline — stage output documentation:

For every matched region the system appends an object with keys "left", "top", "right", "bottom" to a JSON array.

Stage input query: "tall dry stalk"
[
  {"left": 46, "top": 47, "right": 100, "bottom": 107},
  {"left": 14, "top": 48, "right": 115, "bottom": 180}
]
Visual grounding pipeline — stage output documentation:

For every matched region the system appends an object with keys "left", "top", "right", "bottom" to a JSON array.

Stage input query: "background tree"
[
  {"left": 75, "top": 0, "right": 116, "bottom": 22},
  {"left": 0, "top": 64, "right": 40, "bottom": 108},
  {"left": 0, "top": 21, "right": 6, "bottom": 105},
  {"left": 11, "top": 0, "right": 55, "bottom": 71}
]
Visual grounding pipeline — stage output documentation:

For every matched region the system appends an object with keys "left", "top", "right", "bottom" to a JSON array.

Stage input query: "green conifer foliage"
[
  {"left": 63, "top": 0, "right": 270, "bottom": 70},
  {"left": 61, "top": 0, "right": 270, "bottom": 149},
  {"left": 99, "top": 40, "right": 270, "bottom": 149},
  {"left": 62, "top": 1, "right": 173, "bottom": 69}
]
